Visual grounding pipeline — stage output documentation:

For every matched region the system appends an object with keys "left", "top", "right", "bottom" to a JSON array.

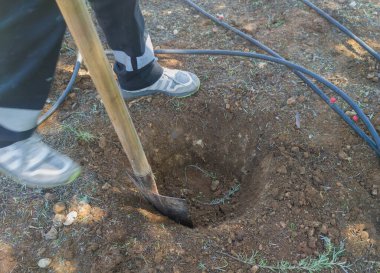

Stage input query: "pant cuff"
[{"left": 114, "top": 60, "right": 163, "bottom": 91}]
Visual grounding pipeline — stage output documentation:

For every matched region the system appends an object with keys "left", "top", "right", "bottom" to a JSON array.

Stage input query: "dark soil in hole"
[{"left": 137, "top": 102, "right": 274, "bottom": 226}]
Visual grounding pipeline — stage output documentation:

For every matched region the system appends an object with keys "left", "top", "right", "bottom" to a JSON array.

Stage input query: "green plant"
[
  {"left": 62, "top": 125, "right": 96, "bottom": 143},
  {"left": 218, "top": 236, "right": 351, "bottom": 272}
]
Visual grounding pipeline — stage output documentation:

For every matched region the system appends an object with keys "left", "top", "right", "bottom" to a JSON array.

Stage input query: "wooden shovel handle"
[{"left": 56, "top": 0, "right": 157, "bottom": 192}]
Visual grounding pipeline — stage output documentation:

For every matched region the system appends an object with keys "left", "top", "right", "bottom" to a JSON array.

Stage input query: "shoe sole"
[
  {"left": 0, "top": 167, "right": 81, "bottom": 189},
  {"left": 122, "top": 80, "right": 200, "bottom": 100}
]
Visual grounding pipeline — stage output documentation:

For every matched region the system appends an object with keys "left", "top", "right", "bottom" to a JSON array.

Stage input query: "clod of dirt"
[
  {"left": 242, "top": 22, "right": 258, "bottom": 34},
  {"left": 53, "top": 202, "right": 66, "bottom": 214},
  {"left": 44, "top": 193, "right": 57, "bottom": 202},
  {"left": 371, "top": 185, "right": 378, "bottom": 196},
  {"left": 291, "top": 146, "right": 300, "bottom": 153},
  {"left": 53, "top": 214, "right": 66, "bottom": 228},
  {"left": 277, "top": 165, "right": 288, "bottom": 174},
  {"left": 287, "top": 97, "right": 297, "bottom": 105},
  {"left": 101, "top": 183, "right": 112, "bottom": 190},
  {"left": 250, "top": 265, "right": 259, "bottom": 273},
  {"left": 63, "top": 211, "right": 78, "bottom": 226},
  {"left": 44, "top": 227, "right": 58, "bottom": 240},
  {"left": 320, "top": 224, "right": 328, "bottom": 235},
  {"left": 78, "top": 201, "right": 92, "bottom": 218},
  {"left": 211, "top": 180, "right": 220, "bottom": 191},
  {"left": 38, "top": 258, "right": 52, "bottom": 269},
  {"left": 338, "top": 150, "right": 350, "bottom": 161}
]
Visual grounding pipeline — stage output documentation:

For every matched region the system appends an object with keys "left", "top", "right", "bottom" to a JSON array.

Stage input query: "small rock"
[
  {"left": 78, "top": 201, "right": 92, "bottom": 219},
  {"left": 44, "top": 193, "right": 56, "bottom": 202},
  {"left": 287, "top": 97, "right": 297, "bottom": 106},
  {"left": 367, "top": 72, "right": 376, "bottom": 79},
  {"left": 345, "top": 110, "right": 356, "bottom": 117},
  {"left": 242, "top": 22, "right": 257, "bottom": 34},
  {"left": 225, "top": 103, "right": 231, "bottom": 110},
  {"left": 102, "top": 183, "right": 112, "bottom": 190},
  {"left": 303, "top": 152, "right": 310, "bottom": 159},
  {"left": 298, "top": 95, "right": 306, "bottom": 103},
  {"left": 52, "top": 214, "right": 66, "bottom": 228},
  {"left": 250, "top": 265, "right": 259, "bottom": 273},
  {"left": 320, "top": 224, "right": 328, "bottom": 235},
  {"left": 53, "top": 202, "right": 66, "bottom": 214},
  {"left": 300, "top": 167, "right": 306, "bottom": 175},
  {"left": 44, "top": 227, "right": 58, "bottom": 240},
  {"left": 98, "top": 136, "right": 107, "bottom": 149},
  {"left": 349, "top": 1, "right": 357, "bottom": 8},
  {"left": 371, "top": 186, "right": 378, "bottom": 196},
  {"left": 63, "top": 211, "right": 78, "bottom": 226},
  {"left": 37, "top": 247, "right": 46, "bottom": 256},
  {"left": 277, "top": 165, "right": 287, "bottom": 174},
  {"left": 173, "top": 29, "right": 179, "bottom": 35},
  {"left": 211, "top": 180, "right": 220, "bottom": 192},
  {"left": 38, "top": 258, "right": 52, "bottom": 268},
  {"left": 360, "top": 231, "right": 370, "bottom": 241},
  {"left": 291, "top": 146, "right": 300, "bottom": 153},
  {"left": 280, "top": 221, "right": 286, "bottom": 228},
  {"left": 338, "top": 150, "right": 350, "bottom": 161}
]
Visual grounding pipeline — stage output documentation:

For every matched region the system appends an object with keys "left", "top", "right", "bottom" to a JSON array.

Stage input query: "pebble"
[
  {"left": 287, "top": 97, "right": 297, "bottom": 106},
  {"left": 102, "top": 183, "right": 112, "bottom": 190},
  {"left": 280, "top": 221, "right": 286, "bottom": 228},
  {"left": 225, "top": 103, "right": 231, "bottom": 109},
  {"left": 250, "top": 265, "right": 259, "bottom": 273},
  {"left": 211, "top": 180, "right": 220, "bottom": 192},
  {"left": 242, "top": 22, "right": 257, "bottom": 34},
  {"left": 78, "top": 201, "right": 92, "bottom": 218},
  {"left": 53, "top": 214, "right": 66, "bottom": 228},
  {"left": 53, "top": 202, "right": 66, "bottom": 214},
  {"left": 320, "top": 224, "right": 328, "bottom": 235},
  {"left": 38, "top": 258, "right": 52, "bottom": 268},
  {"left": 44, "top": 193, "right": 57, "bottom": 202},
  {"left": 345, "top": 110, "right": 356, "bottom": 117},
  {"left": 44, "top": 227, "right": 58, "bottom": 240},
  {"left": 291, "top": 146, "right": 300, "bottom": 153},
  {"left": 303, "top": 152, "right": 310, "bottom": 159},
  {"left": 63, "top": 211, "right": 78, "bottom": 226},
  {"left": 277, "top": 165, "right": 287, "bottom": 174},
  {"left": 349, "top": 1, "right": 357, "bottom": 8},
  {"left": 338, "top": 150, "right": 350, "bottom": 161},
  {"left": 372, "top": 185, "right": 378, "bottom": 196},
  {"left": 173, "top": 29, "right": 179, "bottom": 35},
  {"left": 300, "top": 167, "right": 306, "bottom": 175}
]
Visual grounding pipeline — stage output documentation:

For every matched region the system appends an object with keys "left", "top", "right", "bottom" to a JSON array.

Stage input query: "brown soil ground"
[{"left": 1, "top": 0, "right": 379, "bottom": 272}]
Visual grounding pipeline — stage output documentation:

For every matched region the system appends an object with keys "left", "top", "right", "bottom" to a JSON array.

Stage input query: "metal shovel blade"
[{"left": 128, "top": 173, "right": 193, "bottom": 227}]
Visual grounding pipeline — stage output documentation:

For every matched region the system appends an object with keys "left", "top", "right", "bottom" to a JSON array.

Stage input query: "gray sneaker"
[
  {"left": 121, "top": 68, "right": 200, "bottom": 100},
  {"left": 0, "top": 135, "right": 81, "bottom": 188}
]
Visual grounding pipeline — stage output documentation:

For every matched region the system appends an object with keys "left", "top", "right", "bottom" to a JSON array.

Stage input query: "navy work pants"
[{"left": 0, "top": 0, "right": 163, "bottom": 148}]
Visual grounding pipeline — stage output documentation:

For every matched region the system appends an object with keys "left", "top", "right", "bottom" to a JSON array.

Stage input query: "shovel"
[{"left": 56, "top": 0, "right": 192, "bottom": 227}]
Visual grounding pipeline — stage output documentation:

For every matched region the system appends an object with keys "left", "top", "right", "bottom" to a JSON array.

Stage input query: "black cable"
[
  {"left": 301, "top": 0, "right": 380, "bottom": 62},
  {"left": 156, "top": 49, "right": 380, "bottom": 156},
  {"left": 37, "top": 53, "right": 82, "bottom": 125},
  {"left": 179, "top": 0, "right": 380, "bottom": 154}
]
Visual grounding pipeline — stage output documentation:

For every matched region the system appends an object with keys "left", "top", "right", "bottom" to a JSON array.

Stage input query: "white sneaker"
[
  {"left": 0, "top": 135, "right": 81, "bottom": 188},
  {"left": 121, "top": 68, "right": 200, "bottom": 100}
]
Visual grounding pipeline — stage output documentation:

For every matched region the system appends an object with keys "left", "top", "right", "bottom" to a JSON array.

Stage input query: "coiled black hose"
[{"left": 37, "top": 53, "right": 83, "bottom": 125}]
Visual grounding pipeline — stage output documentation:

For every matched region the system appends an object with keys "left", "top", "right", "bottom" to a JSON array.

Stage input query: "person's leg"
[
  {"left": 0, "top": 0, "right": 80, "bottom": 188},
  {"left": 90, "top": 0, "right": 200, "bottom": 100}
]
